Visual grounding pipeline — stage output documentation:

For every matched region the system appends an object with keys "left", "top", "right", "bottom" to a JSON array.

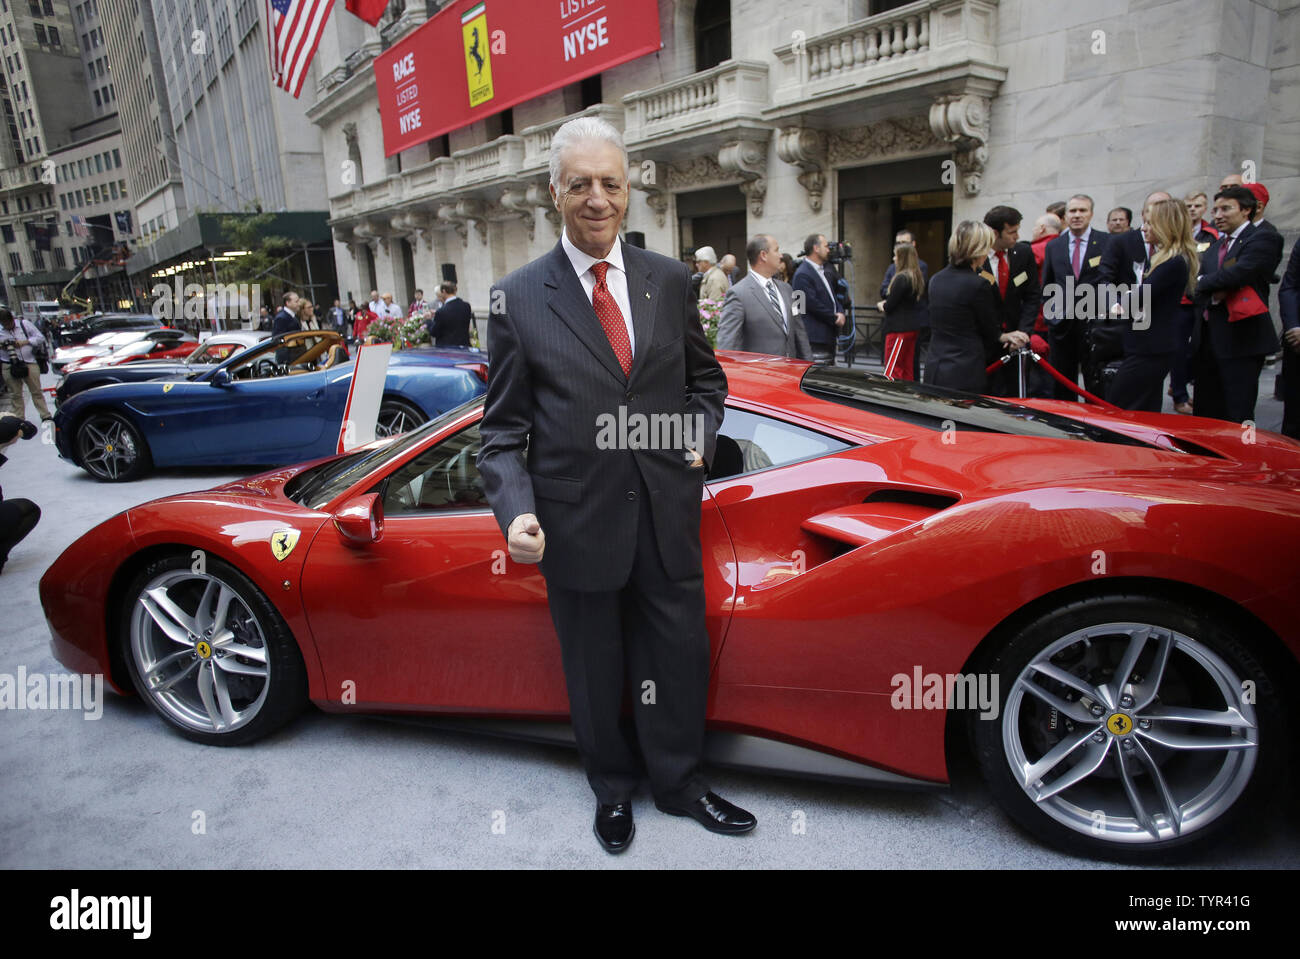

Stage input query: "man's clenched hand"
[{"left": 508, "top": 512, "right": 545, "bottom": 564}]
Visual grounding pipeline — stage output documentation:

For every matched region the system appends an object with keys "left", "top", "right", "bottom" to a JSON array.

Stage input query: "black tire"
[
  {"left": 75, "top": 410, "right": 153, "bottom": 482},
  {"left": 119, "top": 553, "right": 308, "bottom": 746},
  {"left": 972, "top": 594, "right": 1286, "bottom": 861},
  {"left": 376, "top": 397, "right": 427, "bottom": 438}
]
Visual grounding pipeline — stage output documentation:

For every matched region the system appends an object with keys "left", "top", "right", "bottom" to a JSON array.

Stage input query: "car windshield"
[
  {"left": 185, "top": 340, "right": 243, "bottom": 365},
  {"left": 801, "top": 367, "right": 1156, "bottom": 447},
  {"left": 286, "top": 396, "right": 485, "bottom": 510}
]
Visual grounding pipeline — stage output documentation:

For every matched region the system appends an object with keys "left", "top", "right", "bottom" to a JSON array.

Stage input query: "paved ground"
[{"left": 1, "top": 367, "right": 1295, "bottom": 869}]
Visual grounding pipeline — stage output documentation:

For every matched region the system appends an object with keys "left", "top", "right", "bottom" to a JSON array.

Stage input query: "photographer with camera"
[
  {"left": 0, "top": 413, "right": 40, "bottom": 575},
  {"left": 0, "top": 308, "right": 51, "bottom": 422},
  {"left": 793, "top": 234, "right": 846, "bottom": 366}
]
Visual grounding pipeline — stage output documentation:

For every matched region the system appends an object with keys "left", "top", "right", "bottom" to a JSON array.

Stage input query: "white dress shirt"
[{"left": 561, "top": 229, "right": 635, "bottom": 355}]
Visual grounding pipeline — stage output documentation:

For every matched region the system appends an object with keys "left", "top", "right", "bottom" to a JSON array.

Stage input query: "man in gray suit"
[
  {"left": 477, "top": 116, "right": 756, "bottom": 854},
  {"left": 718, "top": 234, "right": 812, "bottom": 358}
]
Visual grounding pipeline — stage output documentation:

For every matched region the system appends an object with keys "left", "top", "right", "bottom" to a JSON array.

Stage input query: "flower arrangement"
[
  {"left": 696, "top": 296, "right": 722, "bottom": 349},
  {"left": 365, "top": 314, "right": 431, "bottom": 350}
]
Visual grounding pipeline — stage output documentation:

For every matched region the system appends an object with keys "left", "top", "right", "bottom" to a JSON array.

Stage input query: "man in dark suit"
[
  {"left": 477, "top": 117, "right": 752, "bottom": 854},
  {"left": 792, "top": 234, "right": 843, "bottom": 366},
  {"left": 1191, "top": 185, "right": 1283, "bottom": 423},
  {"left": 272, "top": 290, "right": 301, "bottom": 365},
  {"left": 1279, "top": 242, "right": 1300, "bottom": 440},
  {"left": 718, "top": 234, "right": 811, "bottom": 358},
  {"left": 1041, "top": 194, "right": 1110, "bottom": 400},
  {"left": 428, "top": 282, "right": 473, "bottom": 347},
  {"left": 982, "top": 205, "right": 1039, "bottom": 396}
]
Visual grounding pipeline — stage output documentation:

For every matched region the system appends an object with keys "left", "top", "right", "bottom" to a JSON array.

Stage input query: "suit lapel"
[
  {"left": 623, "top": 242, "right": 659, "bottom": 387},
  {"left": 544, "top": 241, "right": 627, "bottom": 385}
]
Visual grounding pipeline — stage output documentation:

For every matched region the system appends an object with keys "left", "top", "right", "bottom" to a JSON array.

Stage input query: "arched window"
[{"left": 695, "top": 0, "right": 730, "bottom": 72}]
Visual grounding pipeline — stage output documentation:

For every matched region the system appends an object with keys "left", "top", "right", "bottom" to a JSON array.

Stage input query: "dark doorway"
[
  {"left": 399, "top": 238, "right": 417, "bottom": 308},
  {"left": 676, "top": 184, "right": 746, "bottom": 280}
]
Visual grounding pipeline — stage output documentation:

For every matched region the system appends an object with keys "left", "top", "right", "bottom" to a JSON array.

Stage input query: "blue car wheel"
[
  {"left": 376, "top": 398, "right": 427, "bottom": 438},
  {"left": 76, "top": 410, "right": 153, "bottom": 482}
]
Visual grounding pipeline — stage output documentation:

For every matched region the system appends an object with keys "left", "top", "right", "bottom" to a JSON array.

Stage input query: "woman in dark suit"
[
  {"left": 876, "top": 243, "right": 925, "bottom": 380},
  {"left": 924, "top": 221, "right": 1026, "bottom": 393},
  {"left": 1108, "top": 198, "right": 1196, "bottom": 411}
]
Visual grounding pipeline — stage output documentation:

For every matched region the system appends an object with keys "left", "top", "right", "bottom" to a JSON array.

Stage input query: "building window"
[
  {"left": 28, "top": 1, "right": 39, "bottom": 15},
  {"left": 42, "top": 0, "right": 53, "bottom": 14},
  {"left": 112, "top": 148, "right": 120, "bottom": 167},
  {"left": 32, "top": 248, "right": 44, "bottom": 270},
  {"left": 33, "top": 24, "right": 46, "bottom": 45},
  {"left": 48, "top": 26, "right": 59, "bottom": 46},
  {"left": 695, "top": 0, "right": 731, "bottom": 72},
  {"left": 9, "top": 252, "right": 20, "bottom": 272},
  {"left": 119, "top": 178, "right": 126, "bottom": 196},
  {"left": 53, "top": 246, "right": 65, "bottom": 267},
  {"left": 109, "top": 180, "right": 117, "bottom": 198},
  {"left": 93, "top": 88, "right": 101, "bottom": 107},
  {"left": 59, "top": 193, "right": 66, "bottom": 209},
  {"left": 1, "top": 224, "right": 13, "bottom": 242}
]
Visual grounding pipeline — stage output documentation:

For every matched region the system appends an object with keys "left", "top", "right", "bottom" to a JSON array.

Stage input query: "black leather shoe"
[
  {"left": 594, "top": 802, "right": 634, "bottom": 853},
  {"left": 655, "top": 791, "right": 756, "bottom": 834}
]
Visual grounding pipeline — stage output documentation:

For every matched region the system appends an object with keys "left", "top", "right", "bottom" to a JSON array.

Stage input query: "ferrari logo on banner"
[
  {"left": 270, "top": 528, "right": 301, "bottom": 561},
  {"left": 461, "top": 2, "right": 494, "bottom": 108}
]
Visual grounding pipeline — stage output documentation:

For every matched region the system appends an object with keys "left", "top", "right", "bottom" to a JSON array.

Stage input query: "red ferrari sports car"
[{"left": 39, "top": 354, "right": 1299, "bottom": 860}]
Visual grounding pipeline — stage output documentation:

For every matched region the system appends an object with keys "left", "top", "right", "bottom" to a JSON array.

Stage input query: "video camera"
[{"left": 826, "top": 240, "right": 853, "bottom": 265}]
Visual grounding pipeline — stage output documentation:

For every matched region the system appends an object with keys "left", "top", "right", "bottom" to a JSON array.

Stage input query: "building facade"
[
  {"left": 306, "top": 0, "right": 1298, "bottom": 330},
  {"left": 99, "top": 0, "right": 186, "bottom": 248},
  {"left": 0, "top": 0, "right": 96, "bottom": 306}
]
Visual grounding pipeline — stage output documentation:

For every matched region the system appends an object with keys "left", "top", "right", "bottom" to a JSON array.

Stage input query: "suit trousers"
[
  {"left": 1191, "top": 333, "right": 1264, "bottom": 424},
  {"left": 1048, "top": 321, "right": 1085, "bottom": 401},
  {"left": 1282, "top": 346, "right": 1300, "bottom": 440},
  {"left": 544, "top": 469, "right": 711, "bottom": 807},
  {"left": 810, "top": 344, "right": 835, "bottom": 367},
  {"left": 1108, "top": 352, "right": 1173, "bottom": 412}
]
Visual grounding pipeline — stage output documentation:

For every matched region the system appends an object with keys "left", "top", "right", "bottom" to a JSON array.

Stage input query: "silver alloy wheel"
[
  {"left": 129, "top": 570, "right": 271, "bottom": 734},
  {"left": 376, "top": 403, "right": 416, "bottom": 438},
  {"left": 77, "top": 414, "right": 139, "bottom": 480},
  {"left": 1002, "top": 622, "right": 1257, "bottom": 844}
]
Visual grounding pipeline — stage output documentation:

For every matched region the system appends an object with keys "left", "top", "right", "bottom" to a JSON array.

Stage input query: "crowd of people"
[
  {"left": 257, "top": 281, "right": 476, "bottom": 350},
  {"left": 701, "top": 175, "right": 1297, "bottom": 438}
]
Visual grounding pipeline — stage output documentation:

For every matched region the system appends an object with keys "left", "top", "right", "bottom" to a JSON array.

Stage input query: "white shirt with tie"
[
  {"left": 561, "top": 229, "right": 635, "bottom": 355},
  {"left": 759, "top": 274, "right": 788, "bottom": 333}
]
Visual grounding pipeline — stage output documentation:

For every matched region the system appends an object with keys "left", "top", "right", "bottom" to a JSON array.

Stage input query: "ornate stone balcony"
[
  {"left": 453, "top": 136, "right": 526, "bottom": 188},
  {"left": 622, "top": 59, "right": 770, "bottom": 158},
  {"left": 769, "top": 0, "right": 1004, "bottom": 119}
]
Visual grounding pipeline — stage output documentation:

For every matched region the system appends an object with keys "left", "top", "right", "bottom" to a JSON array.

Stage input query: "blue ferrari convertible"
[{"left": 52, "top": 330, "right": 488, "bottom": 481}]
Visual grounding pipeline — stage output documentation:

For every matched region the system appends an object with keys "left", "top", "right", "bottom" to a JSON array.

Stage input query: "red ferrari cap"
[{"left": 1245, "top": 182, "right": 1269, "bottom": 206}]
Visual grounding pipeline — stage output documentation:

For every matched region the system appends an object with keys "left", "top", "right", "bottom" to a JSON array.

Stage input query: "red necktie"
[
  {"left": 1071, "top": 235, "right": 1082, "bottom": 279},
  {"left": 1217, "top": 236, "right": 1231, "bottom": 268},
  {"left": 591, "top": 261, "right": 632, "bottom": 376},
  {"left": 997, "top": 251, "right": 1009, "bottom": 298}
]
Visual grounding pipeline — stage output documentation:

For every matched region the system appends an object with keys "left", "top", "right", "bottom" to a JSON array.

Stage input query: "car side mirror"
[
  {"left": 210, "top": 368, "right": 232, "bottom": 387},
  {"left": 334, "top": 492, "right": 384, "bottom": 547}
]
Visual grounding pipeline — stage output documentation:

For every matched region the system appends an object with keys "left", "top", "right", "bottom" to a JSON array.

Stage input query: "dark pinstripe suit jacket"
[{"left": 477, "top": 239, "right": 728, "bottom": 591}]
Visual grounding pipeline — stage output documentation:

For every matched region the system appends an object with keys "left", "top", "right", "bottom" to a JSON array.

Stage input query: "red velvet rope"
[{"left": 984, "top": 352, "right": 1119, "bottom": 409}]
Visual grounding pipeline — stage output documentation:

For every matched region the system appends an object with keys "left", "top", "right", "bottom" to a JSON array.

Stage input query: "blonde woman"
[
  {"left": 875, "top": 243, "right": 924, "bottom": 380},
  {"left": 297, "top": 299, "right": 320, "bottom": 331},
  {"left": 1108, "top": 198, "right": 1198, "bottom": 411},
  {"left": 923, "top": 221, "right": 1018, "bottom": 393}
]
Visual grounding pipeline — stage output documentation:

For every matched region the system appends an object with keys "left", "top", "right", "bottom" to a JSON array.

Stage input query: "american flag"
[
  {"left": 266, "top": 0, "right": 336, "bottom": 98},
  {"left": 69, "top": 214, "right": 88, "bottom": 238}
]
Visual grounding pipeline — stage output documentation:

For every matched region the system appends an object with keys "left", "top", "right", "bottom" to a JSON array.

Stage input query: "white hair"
[
  {"left": 694, "top": 246, "right": 717, "bottom": 264},
  {"left": 548, "top": 116, "right": 629, "bottom": 191}
]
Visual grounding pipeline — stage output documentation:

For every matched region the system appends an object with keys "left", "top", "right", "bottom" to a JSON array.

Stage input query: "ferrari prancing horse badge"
[{"left": 270, "top": 528, "right": 300, "bottom": 561}]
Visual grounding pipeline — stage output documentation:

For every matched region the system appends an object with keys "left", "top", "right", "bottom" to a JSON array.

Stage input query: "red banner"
[{"left": 374, "top": 0, "right": 661, "bottom": 157}]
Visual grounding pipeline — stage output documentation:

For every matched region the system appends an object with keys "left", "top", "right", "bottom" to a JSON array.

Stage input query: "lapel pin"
[{"left": 644, "top": 292, "right": 650, "bottom": 299}]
